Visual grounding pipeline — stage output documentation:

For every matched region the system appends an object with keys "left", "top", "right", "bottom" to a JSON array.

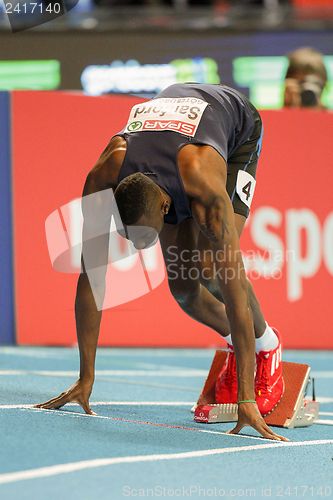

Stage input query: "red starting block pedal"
[{"left": 194, "top": 350, "right": 319, "bottom": 428}]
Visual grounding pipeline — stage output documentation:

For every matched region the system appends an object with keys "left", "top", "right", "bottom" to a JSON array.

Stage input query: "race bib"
[
  {"left": 236, "top": 170, "right": 256, "bottom": 208},
  {"left": 124, "top": 97, "right": 209, "bottom": 138}
]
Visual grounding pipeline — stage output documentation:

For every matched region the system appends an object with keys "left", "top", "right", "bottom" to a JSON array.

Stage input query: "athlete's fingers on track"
[
  {"left": 251, "top": 421, "right": 279, "bottom": 440},
  {"left": 228, "top": 419, "right": 289, "bottom": 441},
  {"left": 34, "top": 394, "right": 96, "bottom": 415},
  {"left": 81, "top": 401, "right": 96, "bottom": 415},
  {"left": 266, "top": 430, "right": 289, "bottom": 442},
  {"left": 34, "top": 400, "right": 66, "bottom": 410},
  {"left": 34, "top": 393, "right": 70, "bottom": 410},
  {"left": 227, "top": 422, "right": 245, "bottom": 435},
  {"left": 253, "top": 421, "right": 289, "bottom": 441}
]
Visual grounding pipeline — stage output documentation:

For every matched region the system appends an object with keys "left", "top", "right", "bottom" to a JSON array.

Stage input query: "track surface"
[{"left": 0, "top": 347, "right": 332, "bottom": 499}]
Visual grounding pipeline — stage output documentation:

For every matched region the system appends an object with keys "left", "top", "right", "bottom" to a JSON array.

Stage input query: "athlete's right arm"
[{"left": 35, "top": 137, "right": 126, "bottom": 414}]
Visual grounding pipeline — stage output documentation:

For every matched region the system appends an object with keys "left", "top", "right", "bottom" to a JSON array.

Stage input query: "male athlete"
[{"left": 37, "top": 83, "right": 287, "bottom": 441}]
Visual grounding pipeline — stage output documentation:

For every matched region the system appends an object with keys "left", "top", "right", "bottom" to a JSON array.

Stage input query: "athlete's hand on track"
[
  {"left": 228, "top": 402, "right": 289, "bottom": 441},
  {"left": 34, "top": 379, "right": 96, "bottom": 415}
]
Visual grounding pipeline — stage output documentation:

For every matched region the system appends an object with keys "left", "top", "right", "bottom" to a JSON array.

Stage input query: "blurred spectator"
[
  {"left": 160, "top": 0, "right": 214, "bottom": 5},
  {"left": 284, "top": 47, "right": 327, "bottom": 108},
  {"left": 91, "top": 0, "right": 290, "bottom": 7},
  {"left": 92, "top": 0, "right": 214, "bottom": 5},
  {"left": 231, "top": 0, "right": 290, "bottom": 5},
  {"left": 92, "top": 0, "right": 150, "bottom": 5}
]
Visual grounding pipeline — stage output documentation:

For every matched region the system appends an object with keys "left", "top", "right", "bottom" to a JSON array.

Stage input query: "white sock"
[
  {"left": 255, "top": 323, "right": 279, "bottom": 353},
  {"left": 223, "top": 334, "right": 233, "bottom": 346}
]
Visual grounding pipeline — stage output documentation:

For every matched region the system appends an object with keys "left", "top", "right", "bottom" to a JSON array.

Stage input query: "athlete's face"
[
  {"left": 127, "top": 193, "right": 169, "bottom": 250},
  {"left": 130, "top": 214, "right": 163, "bottom": 250}
]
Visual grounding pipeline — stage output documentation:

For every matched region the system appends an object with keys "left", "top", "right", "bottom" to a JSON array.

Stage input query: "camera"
[{"left": 300, "top": 75, "right": 324, "bottom": 108}]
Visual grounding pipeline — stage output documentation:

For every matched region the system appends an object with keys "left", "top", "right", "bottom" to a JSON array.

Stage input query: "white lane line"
[
  {"left": 0, "top": 404, "right": 34, "bottom": 409},
  {"left": 0, "top": 370, "right": 23, "bottom": 375},
  {"left": 2, "top": 368, "right": 332, "bottom": 379},
  {"left": 284, "top": 351, "right": 333, "bottom": 359},
  {"left": 3, "top": 404, "right": 327, "bottom": 440},
  {"left": 0, "top": 401, "right": 194, "bottom": 409},
  {"left": 0, "top": 439, "right": 332, "bottom": 485},
  {"left": 2, "top": 400, "right": 333, "bottom": 410},
  {"left": 0, "top": 349, "right": 196, "bottom": 371},
  {"left": 315, "top": 419, "right": 333, "bottom": 425},
  {"left": 0, "top": 349, "right": 62, "bottom": 359},
  {"left": 19, "top": 407, "right": 274, "bottom": 442},
  {"left": 0, "top": 351, "right": 197, "bottom": 371},
  {"left": 317, "top": 397, "right": 333, "bottom": 404},
  {"left": 114, "top": 362, "right": 196, "bottom": 371},
  {"left": 97, "top": 349, "right": 216, "bottom": 358},
  {"left": 1, "top": 347, "right": 332, "bottom": 360},
  {"left": 2, "top": 404, "right": 274, "bottom": 442},
  {"left": 0, "top": 370, "right": 207, "bottom": 377},
  {"left": 320, "top": 412, "right": 333, "bottom": 416},
  {"left": 312, "top": 371, "right": 333, "bottom": 378},
  {"left": 0, "top": 348, "right": 216, "bottom": 358}
]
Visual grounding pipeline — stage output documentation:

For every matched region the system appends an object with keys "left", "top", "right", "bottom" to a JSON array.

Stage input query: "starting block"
[{"left": 194, "top": 350, "right": 319, "bottom": 428}]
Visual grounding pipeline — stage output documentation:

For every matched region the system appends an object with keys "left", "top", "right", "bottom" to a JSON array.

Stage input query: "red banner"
[{"left": 12, "top": 92, "right": 333, "bottom": 348}]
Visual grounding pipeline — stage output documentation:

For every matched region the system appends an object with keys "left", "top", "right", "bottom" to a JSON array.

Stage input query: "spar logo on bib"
[
  {"left": 125, "top": 97, "right": 209, "bottom": 137},
  {"left": 127, "top": 121, "right": 143, "bottom": 132}
]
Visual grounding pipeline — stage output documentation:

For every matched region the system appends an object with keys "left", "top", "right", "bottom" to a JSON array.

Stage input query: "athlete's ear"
[
  {"left": 162, "top": 201, "right": 170, "bottom": 215},
  {"left": 163, "top": 202, "right": 170, "bottom": 215}
]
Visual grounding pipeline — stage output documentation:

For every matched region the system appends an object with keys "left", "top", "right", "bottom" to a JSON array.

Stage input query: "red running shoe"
[
  {"left": 215, "top": 345, "right": 238, "bottom": 404},
  {"left": 255, "top": 329, "right": 285, "bottom": 416}
]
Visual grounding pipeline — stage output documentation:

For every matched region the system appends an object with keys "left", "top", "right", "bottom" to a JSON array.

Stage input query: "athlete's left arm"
[{"left": 181, "top": 158, "right": 287, "bottom": 441}]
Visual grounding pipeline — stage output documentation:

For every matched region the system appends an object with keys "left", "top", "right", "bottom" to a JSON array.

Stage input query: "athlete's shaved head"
[{"left": 114, "top": 173, "right": 170, "bottom": 249}]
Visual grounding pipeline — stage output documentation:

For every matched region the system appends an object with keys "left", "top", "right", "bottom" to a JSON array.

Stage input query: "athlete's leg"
[
  {"left": 234, "top": 214, "right": 267, "bottom": 338},
  {"left": 162, "top": 216, "right": 267, "bottom": 340}
]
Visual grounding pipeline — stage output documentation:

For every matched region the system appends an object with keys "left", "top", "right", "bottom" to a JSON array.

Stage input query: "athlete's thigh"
[
  {"left": 226, "top": 109, "right": 262, "bottom": 220},
  {"left": 234, "top": 213, "right": 247, "bottom": 237},
  {"left": 159, "top": 219, "right": 200, "bottom": 298}
]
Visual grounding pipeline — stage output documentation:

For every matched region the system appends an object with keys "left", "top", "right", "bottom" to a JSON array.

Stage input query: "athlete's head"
[{"left": 114, "top": 173, "right": 170, "bottom": 249}]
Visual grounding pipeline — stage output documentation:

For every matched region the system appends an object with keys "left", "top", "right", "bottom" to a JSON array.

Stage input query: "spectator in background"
[{"left": 284, "top": 47, "right": 327, "bottom": 108}]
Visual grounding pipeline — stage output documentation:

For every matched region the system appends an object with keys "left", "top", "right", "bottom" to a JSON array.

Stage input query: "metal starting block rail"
[{"left": 194, "top": 350, "right": 319, "bottom": 428}]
